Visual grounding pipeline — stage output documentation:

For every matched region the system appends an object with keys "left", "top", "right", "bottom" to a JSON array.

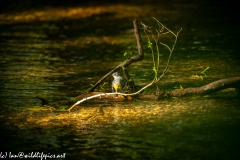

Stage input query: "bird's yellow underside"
[{"left": 113, "top": 83, "right": 122, "bottom": 92}]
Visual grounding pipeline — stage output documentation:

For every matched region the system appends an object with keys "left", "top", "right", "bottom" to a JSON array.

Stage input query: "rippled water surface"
[{"left": 0, "top": 0, "right": 240, "bottom": 159}]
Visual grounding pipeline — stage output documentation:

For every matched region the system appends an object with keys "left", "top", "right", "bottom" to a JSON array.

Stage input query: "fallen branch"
[
  {"left": 68, "top": 77, "right": 240, "bottom": 111},
  {"left": 171, "top": 77, "right": 240, "bottom": 96}
]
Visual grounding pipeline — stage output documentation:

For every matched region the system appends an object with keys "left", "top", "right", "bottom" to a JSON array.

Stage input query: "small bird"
[{"left": 112, "top": 72, "right": 125, "bottom": 93}]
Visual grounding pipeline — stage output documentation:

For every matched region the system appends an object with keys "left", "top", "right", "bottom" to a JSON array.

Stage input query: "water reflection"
[
  {"left": 1, "top": 97, "right": 240, "bottom": 159},
  {"left": 0, "top": 5, "right": 153, "bottom": 24}
]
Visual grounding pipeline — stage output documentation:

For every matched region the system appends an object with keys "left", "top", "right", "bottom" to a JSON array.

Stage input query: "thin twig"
[
  {"left": 155, "top": 28, "right": 182, "bottom": 83},
  {"left": 69, "top": 79, "right": 156, "bottom": 111},
  {"left": 152, "top": 17, "right": 177, "bottom": 37}
]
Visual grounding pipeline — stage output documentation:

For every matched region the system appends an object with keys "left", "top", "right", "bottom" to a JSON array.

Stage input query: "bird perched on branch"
[{"left": 112, "top": 72, "right": 125, "bottom": 93}]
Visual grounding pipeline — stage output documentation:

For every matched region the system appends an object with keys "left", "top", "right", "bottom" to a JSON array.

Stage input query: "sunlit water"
[{"left": 0, "top": 0, "right": 240, "bottom": 159}]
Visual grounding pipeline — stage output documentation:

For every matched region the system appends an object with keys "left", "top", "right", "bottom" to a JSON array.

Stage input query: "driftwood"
[
  {"left": 171, "top": 77, "right": 240, "bottom": 97},
  {"left": 72, "top": 77, "right": 240, "bottom": 104},
  {"left": 36, "top": 77, "right": 239, "bottom": 112}
]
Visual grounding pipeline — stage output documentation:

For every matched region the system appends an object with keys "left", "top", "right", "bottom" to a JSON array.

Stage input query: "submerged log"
[
  {"left": 68, "top": 77, "right": 239, "bottom": 111},
  {"left": 74, "top": 77, "right": 240, "bottom": 103},
  {"left": 76, "top": 92, "right": 126, "bottom": 102},
  {"left": 171, "top": 77, "right": 240, "bottom": 97}
]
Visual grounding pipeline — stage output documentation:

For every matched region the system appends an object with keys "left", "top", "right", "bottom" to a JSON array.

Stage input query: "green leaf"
[
  {"left": 180, "top": 85, "right": 183, "bottom": 90},
  {"left": 148, "top": 40, "right": 153, "bottom": 48}
]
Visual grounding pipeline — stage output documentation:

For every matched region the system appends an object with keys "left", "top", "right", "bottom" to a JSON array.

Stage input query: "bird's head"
[{"left": 112, "top": 72, "right": 121, "bottom": 79}]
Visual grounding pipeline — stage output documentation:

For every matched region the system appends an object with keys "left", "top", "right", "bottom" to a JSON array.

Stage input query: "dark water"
[{"left": 0, "top": 0, "right": 240, "bottom": 159}]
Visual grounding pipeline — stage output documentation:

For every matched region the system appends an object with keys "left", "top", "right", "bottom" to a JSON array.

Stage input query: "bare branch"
[
  {"left": 88, "top": 20, "right": 144, "bottom": 92},
  {"left": 155, "top": 28, "right": 182, "bottom": 83},
  {"left": 171, "top": 77, "right": 240, "bottom": 96},
  {"left": 152, "top": 17, "right": 177, "bottom": 38},
  {"left": 69, "top": 79, "right": 156, "bottom": 111}
]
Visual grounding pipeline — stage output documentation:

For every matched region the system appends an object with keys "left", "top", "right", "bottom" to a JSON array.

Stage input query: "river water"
[{"left": 0, "top": 0, "right": 240, "bottom": 159}]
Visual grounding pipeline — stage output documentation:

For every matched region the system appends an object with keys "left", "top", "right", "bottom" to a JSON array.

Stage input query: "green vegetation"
[
  {"left": 191, "top": 66, "right": 210, "bottom": 80},
  {"left": 123, "top": 51, "right": 132, "bottom": 59}
]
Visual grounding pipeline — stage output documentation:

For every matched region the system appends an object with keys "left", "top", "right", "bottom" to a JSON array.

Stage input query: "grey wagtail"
[{"left": 112, "top": 72, "right": 125, "bottom": 93}]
